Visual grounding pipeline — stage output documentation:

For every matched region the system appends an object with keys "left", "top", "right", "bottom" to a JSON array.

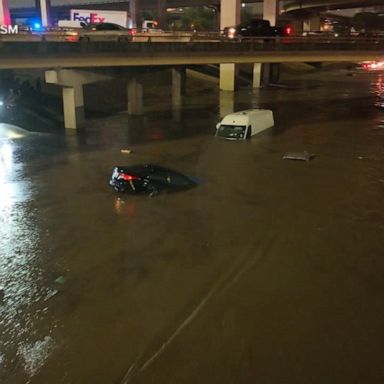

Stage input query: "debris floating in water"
[
  {"left": 282, "top": 151, "right": 315, "bottom": 162},
  {"left": 121, "top": 149, "right": 132, "bottom": 154},
  {"left": 54, "top": 276, "right": 66, "bottom": 285}
]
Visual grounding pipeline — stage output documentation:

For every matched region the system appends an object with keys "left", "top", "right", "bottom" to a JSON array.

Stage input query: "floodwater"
[{"left": 1, "top": 67, "right": 384, "bottom": 384}]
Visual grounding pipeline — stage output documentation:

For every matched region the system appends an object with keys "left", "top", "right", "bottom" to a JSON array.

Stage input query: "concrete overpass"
[
  {"left": 1, "top": 41, "right": 383, "bottom": 70},
  {"left": 1, "top": 39, "right": 382, "bottom": 129}
]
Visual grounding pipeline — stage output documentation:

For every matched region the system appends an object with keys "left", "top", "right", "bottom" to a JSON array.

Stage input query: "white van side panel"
[{"left": 249, "top": 110, "right": 274, "bottom": 136}]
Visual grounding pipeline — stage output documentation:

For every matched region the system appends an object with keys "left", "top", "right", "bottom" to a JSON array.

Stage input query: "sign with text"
[
  {"left": 70, "top": 9, "right": 129, "bottom": 28},
  {"left": 0, "top": 25, "right": 18, "bottom": 34}
]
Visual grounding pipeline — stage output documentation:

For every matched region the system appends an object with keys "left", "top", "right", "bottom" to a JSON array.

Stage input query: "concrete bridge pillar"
[
  {"left": 172, "top": 66, "right": 186, "bottom": 108},
  {"left": 303, "top": 15, "right": 321, "bottom": 32},
  {"left": 220, "top": 63, "right": 238, "bottom": 91},
  {"left": 129, "top": 0, "right": 137, "bottom": 29},
  {"left": 253, "top": 63, "right": 262, "bottom": 88},
  {"left": 263, "top": 0, "right": 278, "bottom": 26},
  {"left": 157, "top": 0, "right": 167, "bottom": 30},
  {"left": 220, "top": 0, "right": 240, "bottom": 91},
  {"left": 36, "top": 0, "right": 51, "bottom": 27},
  {"left": 127, "top": 77, "right": 143, "bottom": 115},
  {"left": 0, "top": 0, "right": 11, "bottom": 25},
  {"left": 45, "top": 69, "right": 111, "bottom": 129},
  {"left": 62, "top": 86, "right": 85, "bottom": 130}
]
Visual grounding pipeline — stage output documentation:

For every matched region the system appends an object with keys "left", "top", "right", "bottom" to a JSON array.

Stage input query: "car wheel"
[{"left": 79, "top": 37, "right": 90, "bottom": 43}]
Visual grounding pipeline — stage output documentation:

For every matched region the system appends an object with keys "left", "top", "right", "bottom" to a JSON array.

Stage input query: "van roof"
[{"left": 221, "top": 109, "right": 271, "bottom": 125}]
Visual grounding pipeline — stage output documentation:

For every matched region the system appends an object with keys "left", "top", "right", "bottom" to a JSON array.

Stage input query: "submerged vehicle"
[
  {"left": 215, "top": 109, "right": 274, "bottom": 140},
  {"left": 109, "top": 164, "right": 198, "bottom": 195}
]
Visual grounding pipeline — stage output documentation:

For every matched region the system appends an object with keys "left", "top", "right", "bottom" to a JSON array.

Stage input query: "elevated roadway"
[{"left": 0, "top": 40, "right": 383, "bottom": 69}]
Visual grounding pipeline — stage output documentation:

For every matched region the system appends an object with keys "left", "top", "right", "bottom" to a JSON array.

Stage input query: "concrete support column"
[
  {"left": 129, "top": 0, "right": 136, "bottom": 28},
  {"left": 127, "top": 77, "right": 143, "bottom": 115},
  {"left": 303, "top": 15, "right": 321, "bottom": 32},
  {"left": 0, "top": 0, "right": 11, "bottom": 25},
  {"left": 62, "top": 85, "right": 84, "bottom": 130},
  {"left": 220, "top": 63, "right": 238, "bottom": 91},
  {"left": 46, "top": 68, "right": 112, "bottom": 130},
  {"left": 253, "top": 63, "right": 262, "bottom": 89},
  {"left": 157, "top": 0, "right": 167, "bottom": 30},
  {"left": 172, "top": 67, "right": 186, "bottom": 107},
  {"left": 220, "top": 0, "right": 240, "bottom": 30},
  {"left": 263, "top": 0, "right": 278, "bottom": 26},
  {"left": 260, "top": 63, "right": 280, "bottom": 86},
  {"left": 219, "top": 0, "right": 240, "bottom": 92},
  {"left": 36, "top": 0, "right": 51, "bottom": 27}
]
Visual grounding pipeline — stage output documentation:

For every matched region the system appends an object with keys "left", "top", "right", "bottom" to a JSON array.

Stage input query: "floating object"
[
  {"left": 121, "top": 149, "right": 132, "bottom": 154},
  {"left": 282, "top": 151, "right": 315, "bottom": 162},
  {"left": 54, "top": 276, "right": 66, "bottom": 285}
]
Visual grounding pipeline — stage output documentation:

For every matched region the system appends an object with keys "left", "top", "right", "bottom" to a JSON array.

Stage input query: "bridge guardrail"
[{"left": 0, "top": 37, "right": 384, "bottom": 56}]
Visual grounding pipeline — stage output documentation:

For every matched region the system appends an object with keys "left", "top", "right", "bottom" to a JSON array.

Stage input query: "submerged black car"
[{"left": 109, "top": 164, "right": 198, "bottom": 195}]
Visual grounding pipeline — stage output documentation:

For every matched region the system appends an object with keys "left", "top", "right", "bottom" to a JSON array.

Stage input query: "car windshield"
[{"left": 217, "top": 124, "right": 246, "bottom": 139}]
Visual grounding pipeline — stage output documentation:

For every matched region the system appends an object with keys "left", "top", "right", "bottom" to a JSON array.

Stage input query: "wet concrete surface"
[{"left": 1, "top": 67, "right": 384, "bottom": 383}]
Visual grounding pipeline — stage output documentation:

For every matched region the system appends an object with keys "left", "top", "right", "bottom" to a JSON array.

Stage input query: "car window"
[{"left": 102, "top": 23, "right": 121, "bottom": 31}]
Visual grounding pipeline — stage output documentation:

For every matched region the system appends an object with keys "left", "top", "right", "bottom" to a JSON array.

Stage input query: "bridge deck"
[{"left": 0, "top": 40, "right": 383, "bottom": 69}]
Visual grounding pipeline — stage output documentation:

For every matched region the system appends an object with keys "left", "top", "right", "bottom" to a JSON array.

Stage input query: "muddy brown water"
[{"left": 1, "top": 68, "right": 384, "bottom": 384}]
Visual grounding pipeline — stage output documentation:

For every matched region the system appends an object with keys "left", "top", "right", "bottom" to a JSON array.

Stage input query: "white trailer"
[{"left": 70, "top": 9, "right": 131, "bottom": 28}]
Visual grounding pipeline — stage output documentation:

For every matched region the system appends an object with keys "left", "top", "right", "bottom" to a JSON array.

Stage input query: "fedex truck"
[{"left": 69, "top": 9, "right": 131, "bottom": 28}]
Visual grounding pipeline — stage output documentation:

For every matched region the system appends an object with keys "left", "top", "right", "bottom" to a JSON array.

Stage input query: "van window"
[{"left": 217, "top": 124, "right": 246, "bottom": 139}]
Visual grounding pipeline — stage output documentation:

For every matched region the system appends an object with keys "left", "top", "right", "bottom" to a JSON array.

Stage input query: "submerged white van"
[{"left": 215, "top": 109, "right": 274, "bottom": 140}]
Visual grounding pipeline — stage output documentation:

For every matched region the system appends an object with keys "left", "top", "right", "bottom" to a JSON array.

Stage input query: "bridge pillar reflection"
[
  {"left": 219, "top": 90, "right": 234, "bottom": 118},
  {"left": 0, "top": 0, "right": 11, "bottom": 25}
]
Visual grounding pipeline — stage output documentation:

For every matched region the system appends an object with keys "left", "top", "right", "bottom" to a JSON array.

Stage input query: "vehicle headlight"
[
  {"left": 229, "top": 28, "right": 236, "bottom": 34},
  {"left": 0, "top": 101, "right": 3, "bottom": 107}
]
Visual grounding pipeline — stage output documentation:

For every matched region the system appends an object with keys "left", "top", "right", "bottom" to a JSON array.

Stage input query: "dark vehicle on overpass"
[
  {"left": 222, "top": 18, "right": 292, "bottom": 42},
  {"left": 78, "top": 22, "right": 134, "bottom": 42},
  {"left": 109, "top": 164, "right": 198, "bottom": 195}
]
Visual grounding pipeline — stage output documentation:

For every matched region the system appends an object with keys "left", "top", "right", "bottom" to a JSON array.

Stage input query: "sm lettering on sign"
[{"left": 0, "top": 25, "right": 19, "bottom": 34}]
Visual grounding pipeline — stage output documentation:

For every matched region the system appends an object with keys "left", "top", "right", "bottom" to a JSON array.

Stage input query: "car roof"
[{"left": 115, "top": 164, "right": 183, "bottom": 174}]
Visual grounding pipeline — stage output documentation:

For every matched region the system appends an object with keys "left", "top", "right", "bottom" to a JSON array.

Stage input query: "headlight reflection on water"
[{"left": 0, "top": 139, "right": 56, "bottom": 380}]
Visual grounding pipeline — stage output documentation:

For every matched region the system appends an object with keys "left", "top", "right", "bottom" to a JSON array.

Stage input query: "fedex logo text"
[{"left": 73, "top": 13, "right": 105, "bottom": 24}]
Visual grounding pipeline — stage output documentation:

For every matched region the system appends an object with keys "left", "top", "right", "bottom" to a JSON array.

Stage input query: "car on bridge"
[
  {"left": 77, "top": 22, "right": 134, "bottom": 42},
  {"left": 222, "top": 18, "right": 292, "bottom": 42}
]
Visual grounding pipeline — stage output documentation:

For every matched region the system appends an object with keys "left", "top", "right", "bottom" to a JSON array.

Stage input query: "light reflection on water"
[{"left": 0, "top": 134, "right": 55, "bottom": 381}]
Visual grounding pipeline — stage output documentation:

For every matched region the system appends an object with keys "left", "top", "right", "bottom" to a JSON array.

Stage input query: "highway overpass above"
[
  {"left": 1, "top": 39, "right": 382, "bottom": 129},
  {"left": 1, "top": 40, "right": 383, "bottom": 70}
]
